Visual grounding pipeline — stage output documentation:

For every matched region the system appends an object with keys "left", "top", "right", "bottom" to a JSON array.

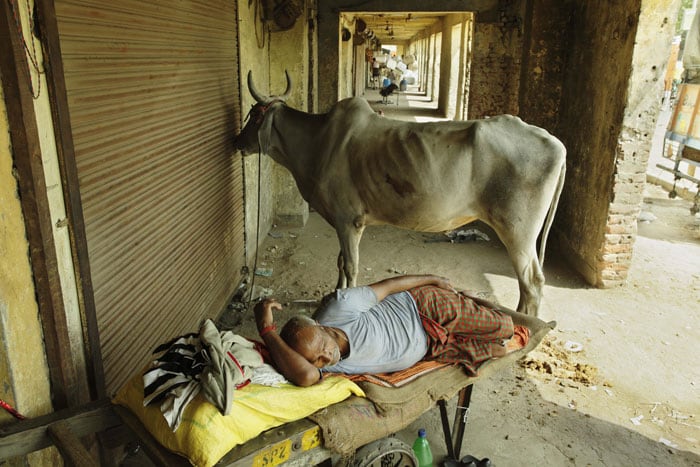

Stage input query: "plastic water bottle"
[{"left": 412, "top": 428, "right": 433, "bottom": 467}]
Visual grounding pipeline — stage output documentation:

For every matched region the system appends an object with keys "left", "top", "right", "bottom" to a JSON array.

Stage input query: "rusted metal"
[{"left": 54, "top": 0, "right": 245, "bottom": 393}]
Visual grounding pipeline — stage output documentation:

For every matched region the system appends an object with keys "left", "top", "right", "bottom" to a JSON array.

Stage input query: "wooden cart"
[
  {"left": 0, "top": 312, "right": 554, "bottom": 467},
  {"left": 659, "top": 83, "right": 700, "bottom": 214}
]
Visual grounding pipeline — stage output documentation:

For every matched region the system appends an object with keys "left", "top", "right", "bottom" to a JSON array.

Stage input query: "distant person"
[
  {"left": 254, "top": 274, "right": 515, "bottom": 386},
  {"left": 371, "top": 58, "right": 380, "bottom": 89}
]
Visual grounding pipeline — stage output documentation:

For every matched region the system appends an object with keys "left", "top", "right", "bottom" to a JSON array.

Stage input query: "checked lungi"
[{"left": 409, "top": 285, "right": 514, "bottom": 375}]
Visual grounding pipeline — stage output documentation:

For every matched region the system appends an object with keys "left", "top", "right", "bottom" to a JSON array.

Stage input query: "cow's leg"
[
  {"left": 512, "top": 249, "right": 545, "bottom": 316},
  {"left": 336, "top": 252, "right": 347, "bottom": 289},
  {"left": 335, "top": 223, "right": 365, "bottom": 288},
  {"left": 489, "top": 224, "right": 544, "bottom": 316}
]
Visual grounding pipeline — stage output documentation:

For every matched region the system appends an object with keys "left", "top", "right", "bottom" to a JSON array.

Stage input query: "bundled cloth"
[{"left": 143, "top": 319, "right": 269, "bottom": 431}]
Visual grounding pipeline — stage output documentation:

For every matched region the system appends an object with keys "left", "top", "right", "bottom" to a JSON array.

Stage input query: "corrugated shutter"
[{"left": 55, "top": 0, "right": 244, "bottom": 393}]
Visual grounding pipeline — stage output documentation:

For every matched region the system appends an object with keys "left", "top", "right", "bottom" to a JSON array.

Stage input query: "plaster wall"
[
  {"left": 238, "top": 1, "right": 310, "bottom": 249},
  {"left": 2, "top": 0, "right": 89, "bottom": 406},
  {"left": 411, "top": 23, "right": 443, "bottom": 104},
  {"left": 338, "top": 16, "right": 355, "bottom": 100},
  {"left": 1, "top": 0, "right": 89, "bottom": 422},
  {"left": 518, "top": 0, "right": 570, "bottom": 133},
  {"left": 469, "top": 6, "right": 524, "bottom": 119},
  {"left": 438, "top": 15, "right": 464, "bottom": 118},
  {"left": 0, "top": 80, "right": 57, "bottom": 466},
  {"left": 270, "top": 9, "right": 310, "bottom": 227},
  {"left": 606, "top": 0, "right": 681, "bottom": 285},
  {"left": 553, "top": 0, "right": 679, "bottom": 287},
  {"left": 552, "top": 0, "right": 639, "bottom": 285},
  {"left": 238, "top": 0, "right": 272, "bottom": 266}
]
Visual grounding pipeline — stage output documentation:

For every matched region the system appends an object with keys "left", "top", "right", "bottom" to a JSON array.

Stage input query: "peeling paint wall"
[
  {"left": 238, "top": 1, "right": 310, "bottom": 255},
  {"left": 553, "top": 0, "right": 641, "bottom": 285},
  {"left": 606, "top": 0, "right": 681, "bottom": 285},
  {"left": 469, "top": 3, "right": 525, "bottom": 118},
  {"left": 238, "top": 0, "right": 274, "bottom": 266},
  {"left": 439, "top": 13, "right": 472, "bottom": 119},
  {"left": 551, "top": 0, "right": 680, "bottom": 287},
  {"left": 270, "top": 8, "right": 310, "bottom": 227},
  {"left": 0, "top": 80, "right": 57, "bottom": 466},
  {"left": 518, "top": 0, "right": 570, "bottom": 133},
  {"left": 338, "top": 15, "right": 355, "bottom": 100}
]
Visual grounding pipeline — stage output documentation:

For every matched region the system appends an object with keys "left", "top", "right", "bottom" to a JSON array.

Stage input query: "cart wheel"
[
  {"left": 669, "top": 189, "right": 677, "bottom": 199},
  {"left": 350, "top": 437, "right": 418, "bottom": 467}
]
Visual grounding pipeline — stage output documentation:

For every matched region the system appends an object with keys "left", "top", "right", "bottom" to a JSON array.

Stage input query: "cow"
[{"left": 234, "top": 71, "right": 566, "bottom": 316}]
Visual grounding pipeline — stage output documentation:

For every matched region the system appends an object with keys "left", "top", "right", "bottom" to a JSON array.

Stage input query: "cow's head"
[{"left": 233, "top": 71, "right": 292, "bottom": 155}]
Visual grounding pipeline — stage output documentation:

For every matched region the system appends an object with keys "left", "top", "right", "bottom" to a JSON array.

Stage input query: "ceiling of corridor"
[{"left": 354, "top": 12, "right": 443, "bottom": 44}]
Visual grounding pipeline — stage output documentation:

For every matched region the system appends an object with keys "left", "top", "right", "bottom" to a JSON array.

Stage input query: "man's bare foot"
[{"left": 491, "top": 342, "right": 507, "bottom": 358}]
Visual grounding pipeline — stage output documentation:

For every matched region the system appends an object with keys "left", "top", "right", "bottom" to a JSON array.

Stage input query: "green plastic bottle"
[{"left": 412, "top": 428, "right": 433, "bottom": 467}]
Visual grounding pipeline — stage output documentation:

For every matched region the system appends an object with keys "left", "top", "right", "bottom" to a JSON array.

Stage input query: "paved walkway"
[{"left": 359, "top": 85, "right": 447, "bottom": 123}]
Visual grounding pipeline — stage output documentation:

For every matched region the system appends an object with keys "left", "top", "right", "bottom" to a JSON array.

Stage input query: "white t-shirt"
[{"left": 315, "top": 286, "right": 429, "bottom": 374}]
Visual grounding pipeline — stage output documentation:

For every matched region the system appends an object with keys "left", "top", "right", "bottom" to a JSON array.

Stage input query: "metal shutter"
[{"left": 55, "top": 0, "right": 244, "bottom": 393}]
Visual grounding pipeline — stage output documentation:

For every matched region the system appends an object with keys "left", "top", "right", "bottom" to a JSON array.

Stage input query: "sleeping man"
[{"left": 253, "top": 274, "right": 516, "bottom": 387}]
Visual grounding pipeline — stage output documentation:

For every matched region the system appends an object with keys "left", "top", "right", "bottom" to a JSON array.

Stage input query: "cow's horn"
[
  {"left": 279, "top": 70, "right": 292, "bottom": 101},
  {"left": 247, "top": 71, "right": 268, "bottom": 103}
]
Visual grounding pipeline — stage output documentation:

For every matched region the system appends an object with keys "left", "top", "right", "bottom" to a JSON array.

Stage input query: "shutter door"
[{"left": 55, "top": 0, "right": 244, "bottom": 392}]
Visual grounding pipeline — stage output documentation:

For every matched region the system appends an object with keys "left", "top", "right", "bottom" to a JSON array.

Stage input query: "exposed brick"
[
  {"left": 604, "top": 234, "right": 635, "bottom": 244},
  {"left": 603, "top": 262, "right": 632, "bottom": 272},
  {"left": 608, "top": 203, "right": 641, "bottom": 215},
  {"left": 612, "top": 182, "right": 645, "bottom": 194},
  {"left": 606, "top": 224, "right": 634, "bottom": 235},
  {"left": 603, "top": 242, "right": 633, "bottom": 254},
  {"left": 611, "top": 192, "right": 643, "bottom": 205},
  {"left": 607, "top": 214, "right": 628, "bottom": 225}
]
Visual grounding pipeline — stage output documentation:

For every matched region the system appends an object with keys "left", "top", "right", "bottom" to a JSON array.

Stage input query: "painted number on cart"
[
  {"left": 253, "top": 439, "right": 291, "bottom": 467},
  {"left": 301, "top": 426, "right": 321, "bottom": 450}
]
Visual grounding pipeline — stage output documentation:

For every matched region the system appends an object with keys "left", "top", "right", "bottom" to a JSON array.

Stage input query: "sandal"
[{"left": 460, "top": 454, "right": 492, "bottom": 467}]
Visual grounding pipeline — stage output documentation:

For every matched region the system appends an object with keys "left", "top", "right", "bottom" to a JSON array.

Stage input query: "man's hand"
[
  {"left": 254, "top": 298, "right": 282, "bottom": 333},
  {"left": 369, "top": 274, "right": 457, "bottom": 301},
  {"left": 253, "top": 298, "right": 323, "bottom": 387},
  {"left": 432, "top": 275, "right": 457, "bottom": 293}
]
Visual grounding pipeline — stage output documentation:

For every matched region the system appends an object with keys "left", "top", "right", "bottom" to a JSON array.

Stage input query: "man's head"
[{"left": 280, "top": 315, "right": 341, "bottom": 369}]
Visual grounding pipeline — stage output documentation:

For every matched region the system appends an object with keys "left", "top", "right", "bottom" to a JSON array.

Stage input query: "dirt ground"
[{"left": 219, "top": 176, "right": 699, "bottom": 467}]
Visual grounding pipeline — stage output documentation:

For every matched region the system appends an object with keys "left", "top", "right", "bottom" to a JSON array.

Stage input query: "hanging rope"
[
  {"left": 6, "top": 0, "right": 44, "bottom": 98},
  {"left": 245, "top": 146, "right": 265, "bottom": 307}
]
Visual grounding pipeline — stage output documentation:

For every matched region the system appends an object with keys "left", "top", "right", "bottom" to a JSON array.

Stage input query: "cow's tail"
[{"left": 538, "top": 158, "right": 566, "bottom": 267}]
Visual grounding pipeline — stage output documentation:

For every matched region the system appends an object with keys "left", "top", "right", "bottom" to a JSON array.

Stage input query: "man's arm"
[
  {"left": 369, "top": 274, "right": 455, "bottom": 301},
  {"left": 254, "top": 299, "right": 322, "bottom": 387}
]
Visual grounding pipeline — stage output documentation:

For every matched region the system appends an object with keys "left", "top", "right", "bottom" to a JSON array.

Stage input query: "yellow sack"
[{"left": 113, "top": 373, "right": 364, "bottom": 467}]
